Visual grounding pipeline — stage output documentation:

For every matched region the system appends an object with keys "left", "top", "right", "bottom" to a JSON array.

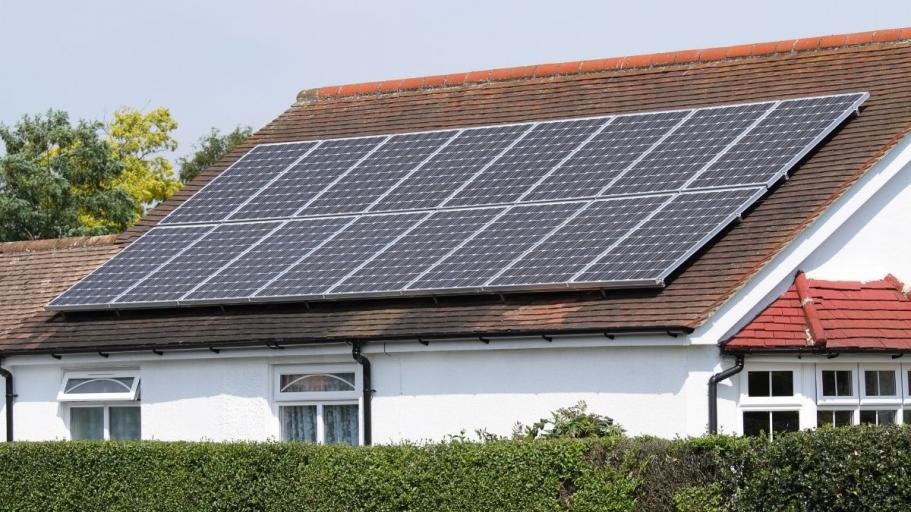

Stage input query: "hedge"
[{"left": 0, "top": 426, "right": 908, "bottom": 511}]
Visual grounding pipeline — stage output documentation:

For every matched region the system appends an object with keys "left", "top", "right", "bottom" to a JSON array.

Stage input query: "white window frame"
[
  {"left": 815, "top": 407, "right": 858, "bottom": 427},
  {"left": 859, "top": 364, "right": 901, "bottom": 405},
  {"left": 902, "top": 364, "right": 911, "bottom": 406},
  {"left": 739, "top": 407, "right": 801, "bottom": 440},
  {"left": 815, "top": 364, "right": 859, "bottom": 406},
  {"left": 67, "top": 403, "right": 142, "bottom": 441},
  {"left": 739, "top": 365, "right": 801, "bottom": 407},
  {"left": 57, "top": 370, "right": 140, "bottom": 402},
  {"left": 273, "top": 364, "right": 363, "bottom": 445},
  {"left": 273, "top": 364, "right": 360, "bottom": 402}
]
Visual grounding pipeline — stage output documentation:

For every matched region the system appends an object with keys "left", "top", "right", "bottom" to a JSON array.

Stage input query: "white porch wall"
[
  {"left": 3, "top": 341, "right": 724, "bottom": 442},
  {"left": 802, "top": 146, "right": 911, "bottom": 283}
]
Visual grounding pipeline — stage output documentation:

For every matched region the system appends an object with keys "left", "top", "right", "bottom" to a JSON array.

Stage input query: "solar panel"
[
  {"left": 115, "top": 222, "right": 282, "bottom": 305},
  {"left": 48, "top": 92, "right": 869, "bottom": 311},
  {"left": 522, "top": 111, "right": 689, "bottom": 201},
  {"left": 332, "top": 207, "right": 504, "bottom": 295},
  {"left": 607, "top": 102, "right": 773, "bottom": 195},
  {"left": 229, "top": 137, "right": 385, "bottom": 220},
  {"left": 184, "top": 218, "right": 351, "bottom": 302},
  {"left": 372, "top": 125, "right": 529, "bottom": 212},
  {"left": 445, "top": 118, "right": 606, "bottom": 206},
  {"left": 161, "top": 143, "right": 317, "bottom": 224},
  {"left": 297, "top": 131, "right": 457, "bottom": 216},
  {"left": 48, "top": 226, "right": 211, "bottom": 308},
  {"left": 490, "top": 195, "right": 671, "bottom": 287},
  {"left": 688, "top": 93, "right": 867, "bottom": 188},
  {"left": 575, "top": 188, "right": 764, "bottom": 283},
  {"left": 409, "top": 202, "right": 584, "bottom": 291},
  {"left": 257, "top": 213, "right": 425, "bottom": 299}
]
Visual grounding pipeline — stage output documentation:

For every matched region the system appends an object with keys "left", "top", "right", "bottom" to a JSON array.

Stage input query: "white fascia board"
[
  {"left": 3, "top": 333, "right": 685, "bottom": 367},
  {"left": 690, "top": 130, "right": 911, "bottom": 345}
]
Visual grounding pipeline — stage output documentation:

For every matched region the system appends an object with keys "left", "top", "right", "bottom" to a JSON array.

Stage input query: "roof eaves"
[{"left": 297, "top": 27, "right": 911, "bottom": 103}]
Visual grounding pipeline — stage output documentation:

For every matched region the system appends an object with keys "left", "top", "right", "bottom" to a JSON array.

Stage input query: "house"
[{"left": 2, "top": 26, "right": 911, "bottom": 444}]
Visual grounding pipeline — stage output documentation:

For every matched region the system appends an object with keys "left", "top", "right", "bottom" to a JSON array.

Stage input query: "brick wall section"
[{"left": 7, "top": 29, "right": 911, "bottom": 353}]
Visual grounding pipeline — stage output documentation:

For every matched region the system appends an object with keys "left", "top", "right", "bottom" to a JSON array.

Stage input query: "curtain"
[
  {"left": 281, "top": 406, "right": 317, "bottom": 442},
  {"left": 70, "top": 407, "right": 104, "bottom": 440},
  {"left": 110, "top": 406, "right": 141, "bottom": 440},
  {"left": 324, "top": 404, "right": 358, "bottom": 445}
]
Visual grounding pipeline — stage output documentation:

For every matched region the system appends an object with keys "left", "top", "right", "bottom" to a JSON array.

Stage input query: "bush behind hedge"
[{"left": 0, "top": 426, "right": 909, "bottom": 511}]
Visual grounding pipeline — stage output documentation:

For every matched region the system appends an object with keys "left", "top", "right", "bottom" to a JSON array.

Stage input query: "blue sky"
[{"left": 2, "top": 1, "right": 910, "bottom": 160}]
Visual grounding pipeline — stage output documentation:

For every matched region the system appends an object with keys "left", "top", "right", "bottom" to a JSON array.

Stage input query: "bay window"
[{"left": 274, "top": 365, "right": 361, "bottom": 445}]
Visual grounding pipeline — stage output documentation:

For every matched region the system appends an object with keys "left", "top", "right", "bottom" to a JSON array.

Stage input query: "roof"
[
  {"left": 7, "top": 27, "right": 911, "bottom": 354},
  {"left": 725, "top": 273, "right": 911, "bottom": 352},
  {"left": 0, "top": 236, "right": 119, "bottom": 341}
]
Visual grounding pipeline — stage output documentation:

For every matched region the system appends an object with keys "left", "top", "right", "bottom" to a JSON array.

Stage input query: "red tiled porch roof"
[{"left": 725, "top": 273, "right": 911, "bottom": 352}]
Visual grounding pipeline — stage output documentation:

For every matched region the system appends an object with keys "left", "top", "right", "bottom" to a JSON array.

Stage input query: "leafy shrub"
[
  {"left": 0, "top": 427, "right": 909, "bottom": 511},
  {"left": 513, "top": 401, "right": 625, "bottom": 440}
]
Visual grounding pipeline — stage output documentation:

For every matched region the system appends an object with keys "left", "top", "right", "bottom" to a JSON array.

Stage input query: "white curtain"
[
  {"left": 281, "top": 406, "right": 317, "bottom": 442},
  {"left": 324, "top": 404, "right": 358, "bottom": 445}
]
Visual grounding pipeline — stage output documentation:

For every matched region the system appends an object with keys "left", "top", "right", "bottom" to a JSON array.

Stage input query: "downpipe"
[
  {"left": 707, "top": 354, "right": 744, "bottom": 435},
  {"left": 352, "top": 342, "right": 372, "bottom": 446},
  {"left": 0, "top": 358, "right": 13, "bottom": 441}
]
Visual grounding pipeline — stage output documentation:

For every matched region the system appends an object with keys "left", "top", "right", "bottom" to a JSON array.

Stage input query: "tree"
[
  {"left": 177, "top": 126, "right": 252, "bottom": 182},
  {"left": 105, "top": 107, "right": 182, "bottom": 220},
  {"left": 0, "top": 110, "right": 137, "bottom": 240}
]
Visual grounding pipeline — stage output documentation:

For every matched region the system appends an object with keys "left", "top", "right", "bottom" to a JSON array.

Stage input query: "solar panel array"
[{"left": 48, "top": 92, "right": 868, "bottom": 311}]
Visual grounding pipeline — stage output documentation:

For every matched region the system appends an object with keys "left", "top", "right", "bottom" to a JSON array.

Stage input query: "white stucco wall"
[
  {"left": 802, "top": 149, "right": 911, "bottom": 284},
  {"left": 1, "top": 339, "right": 723, "bottom": 442}
]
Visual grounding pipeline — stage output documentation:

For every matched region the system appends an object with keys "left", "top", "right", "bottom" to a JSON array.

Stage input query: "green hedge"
[{"left": 0, "top": 426, "right": 908, "bottom": 511}]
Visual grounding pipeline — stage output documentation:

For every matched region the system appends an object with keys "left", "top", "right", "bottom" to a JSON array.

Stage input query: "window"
[
  {"left": 742, "top": 411, "right": 799, "bottom": 438},
  {"left": 816, "top": 409, "right": 854, "bottom": 428},
  {"left": 70, "top": 406, "right": 141, "bottom": 440},
  {"left": 747, "top": 371, "right": 793, "bottom": 397},
  {"left": 59, "top": 371, "right": 141, "bottom": 441},
  {"left": 821, "top": 370, "right": 853, "bottom": 397},
  {"left": 274, "top": 365, "right": 361, "bottom": 445},
  {"left": 58, "top": 371, "right": 140, "bottom": 402},
  {"left": 863, "top": 370, "right": 897, "bottom": 397},
  {"left": 859, "top": 409, "right": 897, "bottom": 425}
]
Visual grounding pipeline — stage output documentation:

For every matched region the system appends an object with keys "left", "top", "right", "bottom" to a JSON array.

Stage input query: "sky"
[{"left": 1, "top": 0, "right": 910, "bottom": 161}]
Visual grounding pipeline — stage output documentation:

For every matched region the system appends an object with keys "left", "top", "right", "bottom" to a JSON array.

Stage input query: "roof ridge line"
[
  {"left": 0, "top": 235, "right": 119, "bottom": 254},
  {"left": 795, "top": 271, "right": 827, "bottom": 347},
  {"left": 297, "top": 26, "right": 911, "bottom": 103}
]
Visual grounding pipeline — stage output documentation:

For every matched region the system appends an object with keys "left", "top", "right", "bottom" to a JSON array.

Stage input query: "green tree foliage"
[
  {"left": 105, "top": 107, "right": 182, "bottom": 219},
  {"left": 0, "top": 108, "right": 184, "bottom": 241},
  {"left": 0, "top": 110, "right": 136, "bottom": 240},
  {"left": 177, "top": 126, "right": 252, "bottom": 182}
]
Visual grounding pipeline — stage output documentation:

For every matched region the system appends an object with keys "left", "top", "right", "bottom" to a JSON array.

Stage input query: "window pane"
[
  {"left": 747, "top": 371, "right": 770, "bottom": 397},
  {"left": 281, "top": 406, "right": 317, "bottom": 442},
  {"left": 816, "top": 410, "right": 833, "bottom": 428},
  {"left": 878, "top": 410, "right": 897, "bottom": 425},
  {"left": 865, "top": 371, "right": 880, "bottom": 396},
  {"left": 324, "top": 404, "right": 359, "bottom": 445},
  {"left": 71, "top": 407, "right": 103, "bottom": 440},
  {"left": 860, "top": 410, "right": 877, "bottom": 425},
  {"left": 742, "top": 411, "right": 769, "bottom": 437},
  {"left": 110, "top": 407, "right": 141, "bottom": 440},
  {"left": 65, "top": 377, "right": 134, "bottom": 394},
  {"left": 834, "top": 410, "right": 853, "bottom": 427},
  {"left": 835, "top": 371, "right": 853, "bottom": 396},
  {"left": 771, "top": 371, "right": 794, "bottom": 397},
  {"left": 771, "top": 411, "right": 799, "bottom": 434},
  {"left": 879, "top": 371, "right": 896, "bottom": 396},
  {"left": 822, "top": 371, "right": 836, "bottom": 396},
  {"left": 280, "top": 373, "right": 355, "bottom": 393}
]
